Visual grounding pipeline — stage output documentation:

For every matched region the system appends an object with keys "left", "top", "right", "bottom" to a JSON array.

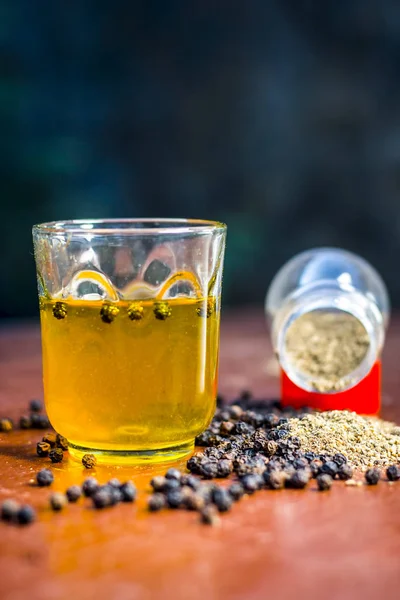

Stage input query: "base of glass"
[{"left": 68, "top": 440, "right": 195, "bottom": 465}]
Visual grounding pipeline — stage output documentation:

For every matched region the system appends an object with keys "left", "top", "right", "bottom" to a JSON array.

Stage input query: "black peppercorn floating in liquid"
[
  {"left": 53, "top": 302, "right": 67, "bottom": 320},
  {"left": 153, "top": 301, "right": 172, "bottom": 320},
  {"left": 127, "top": 302, "right": 144, "bottom": 321},
  {"left": 100, "top": 303, "right": 119, "bottom": 324}
]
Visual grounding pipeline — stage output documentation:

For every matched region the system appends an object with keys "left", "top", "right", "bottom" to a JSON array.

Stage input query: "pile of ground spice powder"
[
  {"left": 278, "top": 410, "right": 400, "bottom": 468},
  {"left": 284, "top": 310, "right": 370, "bottom": 392}
]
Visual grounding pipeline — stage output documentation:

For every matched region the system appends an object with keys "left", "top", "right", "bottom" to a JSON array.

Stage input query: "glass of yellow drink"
[{"left": 33, "top": 219, "right": 226, "bottom": 464}]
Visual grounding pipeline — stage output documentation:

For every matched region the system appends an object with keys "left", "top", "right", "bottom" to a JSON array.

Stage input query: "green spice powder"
[
  {"left": 282, "top": 410, "right": 400, "bottom": 468},
  {"left": 285, "top": 310, "right": 370, "bottom": 392}
]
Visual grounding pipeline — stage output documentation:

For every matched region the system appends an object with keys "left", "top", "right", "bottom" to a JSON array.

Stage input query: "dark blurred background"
[{"left": 1, "top": 0, "right": 400, "bottom": 318}]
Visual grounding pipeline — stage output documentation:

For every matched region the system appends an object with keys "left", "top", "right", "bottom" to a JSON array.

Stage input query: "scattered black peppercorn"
[
  {"left": 150, "top": 476, "right": 167, "bottom": 492},
  {"left": 42, "top": 432, "right": 57, "bottom": 447},
  {"left": 220, "top": 421, "right": 235, "bottom": 436},
  {"left": 212, "top": 488, "right": 233, "bottom": 512},
  {"left": 310, "top": 459, "right": 324, "bottom": 478},
  {"left": 304, "top": 452, "right": 316, "bottom": 462},
  {"left": 66, "top": 485, "right": 82, "bottom": 503},
  {"left": 50, "top": 492, "right": 67, "bottom": 511},
  {"left": 82, "top": 477, "right": 99, "bottom": 497},
  {"left": 317, "top": 473, "right": 333, "bottom": 491},
  {"left": 293, "top": 457, "right": 309, "bottom": 470},
  {"left": 148, "top": 493, "right": 167, "bottom": 512},
  {"left": 31, "top": 414, "right": 51, "bottom": 429},
  {"left": 320, "top": 461, "right": 339, "bottom": 478},
  {"left": 386, "top": 465, "right": 400, "bottom": 482},
  {"left": 337, "top": 464, "right": 353, "bottom": 481},
  {"left": 120, "top": 482, "right": 137, "bottom": 502},
  {"left": 30, "top": 399, "right": 43, "bottom": 413},
  {"left": 286, "top": 469, "right": 310, "bottom": 489},
  {"left": 49, "top": 448, "right": 64, "bottom": 463},
  {"left": 82, "top": 453, "right": 97, "bottom": 469},
  {"left": 108, "top": 478, "right": 122, "bottom": 489},
  {"left": 165, "top": 468, "right": 181, "bottom": 481},
  {"left": 228, "top": 482, "right": 245, "bottom": 501},
  {"left": 100, "top": 303, "right": 119, "bottom": 323},
  {"left": 127, "top": 302, "right": 144, "bottom": 321},
  {"left": 92, "top": 489, "right": 112, "bottom": 509},
  {"left": 199, "top": 461, "right": 219, "bottom": 479},
  {"left": 0, "top": 418, "right": 13, "bottom": 432},
  {"left": 19, "top": 415, "right": 32, "bottom": 429},
  {"left": 55, "top": 434, "right": 69, "bottom": 451},
  {"left": 164, "top": 478, "right": 181, "bottom": 492},
  {"left": 166, "top": 490, "right": 184, "bottom": 509},
  {"left": 264, "top": 470, "right": 287, "bottom": 490},
  {"left": 241, "top": 474, "right": 263, "bottom": 494},
  {"left": 1, "top": 499, "right": 19, "bottom": 522},
  {"left": 181, "top": 475, "right": 201, "bottom": 491},
  {"left": 37, "top": 468, "right": 54, "bottom": 487},
  {"left": 53, "top": 301, "right": 67, "bottom": 320},
  {"left": 17, "top": 505, "right": 36, "bottom": 525},
  {"left": 365, "top": 468, "right": 381, "bottom": 485},
  {"left": 217, "top": 459, "right": 233, "bottom": 478},
  {"left": 184, "top": 493, "right": 205, "bottom": 511},
  {"left": 153, "top": 301, "right": 172, "bottom": 320},
  {"left": 200, "top": 505, "right": 220, "bottom": 526},
  {"left": 109, "top": 486, "right": 123, "bottom": 506},
  {"left": 37, "top": 441, "right": 51, "bottom": 457},
  {"left": 265, "top": 440, "right": 279, "bottom": 457},
  {"left": 333, "top": 453, "right": 347, "bottom": 467}
]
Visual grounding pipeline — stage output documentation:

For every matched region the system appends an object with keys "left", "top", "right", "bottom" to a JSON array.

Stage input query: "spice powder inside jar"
[{"left": 284, "top": 310, "right": 371, "bottom": 393}]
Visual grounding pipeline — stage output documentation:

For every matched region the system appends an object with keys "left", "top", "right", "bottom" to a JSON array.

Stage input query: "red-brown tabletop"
[{"left": 1, "top": 309, "right": 400, "bottom": 600}]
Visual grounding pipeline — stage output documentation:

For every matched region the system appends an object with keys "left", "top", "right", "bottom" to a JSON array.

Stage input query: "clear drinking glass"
[{"left": 33, "top": 219, "right": 226, "bottom": 464}]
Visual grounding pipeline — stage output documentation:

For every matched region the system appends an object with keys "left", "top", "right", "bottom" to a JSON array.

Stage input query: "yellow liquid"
[{"left": 40, "top": 296, "right": 220, "bottom": 463}]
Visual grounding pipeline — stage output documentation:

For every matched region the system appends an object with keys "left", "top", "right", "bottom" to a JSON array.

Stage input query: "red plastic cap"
[{"left": 281, "top": 361, "right": 381, "bottom": 415}]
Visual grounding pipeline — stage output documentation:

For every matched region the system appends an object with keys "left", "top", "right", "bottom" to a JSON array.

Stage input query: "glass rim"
[{"left": 33, "top": 218, "right": 226, "bottom": 236}]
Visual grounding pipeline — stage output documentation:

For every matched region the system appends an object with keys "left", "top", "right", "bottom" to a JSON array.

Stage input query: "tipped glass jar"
[{"left": 265, "top": 248, "right": 390, "bottom": 408}]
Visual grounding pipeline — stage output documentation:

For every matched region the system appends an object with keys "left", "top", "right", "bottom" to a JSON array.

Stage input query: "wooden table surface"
[{"left": 1, "top": 309, "right": 400, "bottom": 600}]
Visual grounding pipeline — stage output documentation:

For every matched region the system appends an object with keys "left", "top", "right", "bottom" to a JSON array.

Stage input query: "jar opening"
[{"left": 278, "top": 306, "right": 377, "bottom": 394}]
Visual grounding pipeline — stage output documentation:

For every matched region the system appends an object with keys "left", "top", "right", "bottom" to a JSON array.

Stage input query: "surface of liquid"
[{"left": 40, "top": 296, "right": 220, "bottom": 460}]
